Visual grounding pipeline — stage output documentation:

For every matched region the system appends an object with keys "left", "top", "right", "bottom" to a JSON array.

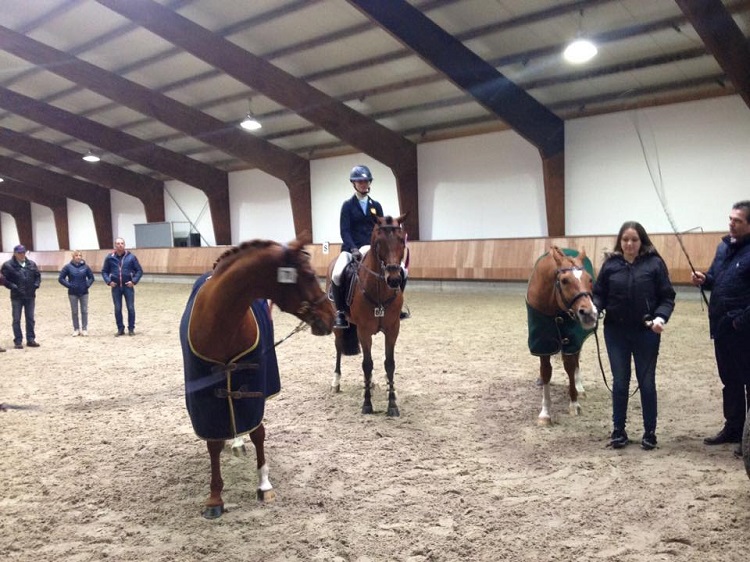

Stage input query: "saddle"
[{"left": 328, "top": 259, "right": 360, "bottom": 310}]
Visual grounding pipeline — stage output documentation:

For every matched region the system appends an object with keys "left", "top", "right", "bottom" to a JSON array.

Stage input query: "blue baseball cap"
[{"left": 13, "top": 244, "right": 26, "bottom": 253}]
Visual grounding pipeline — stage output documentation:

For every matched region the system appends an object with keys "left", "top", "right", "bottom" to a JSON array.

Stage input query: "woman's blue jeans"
[{"left": 603, "top": 323, "right": 661, "bottom": 433}]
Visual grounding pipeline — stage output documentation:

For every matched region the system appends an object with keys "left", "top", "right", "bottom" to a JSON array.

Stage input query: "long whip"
[{"left": 632, "top": 111, "right": 709, "bottom": 307}]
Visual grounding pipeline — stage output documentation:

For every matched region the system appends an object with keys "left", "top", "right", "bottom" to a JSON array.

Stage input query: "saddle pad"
[
  {"left": 180, "top": 272, "right": 281, "bottom": 440},
  {"left": 526, "top": 301, "right": 594, "bottom": 356}
]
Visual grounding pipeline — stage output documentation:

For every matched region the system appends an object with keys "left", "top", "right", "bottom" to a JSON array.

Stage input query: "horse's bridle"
[
  {"left": 360, "top": 224, "right": 404, "bottom": 281},
  {"left": 554, "top": 266, "right": 593, "bottom": 319}
]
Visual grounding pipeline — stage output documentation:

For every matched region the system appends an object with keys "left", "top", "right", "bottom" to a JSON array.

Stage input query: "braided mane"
[{"left": 212, "top": 240, "right": 278, "bottom": 274}]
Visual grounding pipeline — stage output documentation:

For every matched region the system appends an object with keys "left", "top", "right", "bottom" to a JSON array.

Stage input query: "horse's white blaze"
[
  {"left": 573, "top": 269, "right": 583, "bottom": 280},
  {"left": 257, "top": 463, "right": 273, "bottom": 492},
  {"left": 538, "top": 383, "right": 552, "bottom": 424}
]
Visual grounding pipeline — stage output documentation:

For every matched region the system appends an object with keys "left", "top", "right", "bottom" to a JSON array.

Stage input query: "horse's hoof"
[
  {"left": 537, "top": 417, "right": 552, "bottom": 426},
  {"left": 202, "top": 504, "right": 225, "bottom": 519},
  {"left": 387, "top": 407, "right": 400, "bottom": 417},
  {"left": 361, "top": 404, "right": 373, "bottom": 414},
  {"left": 232, "top": 444, "right": 247, "bottom": 457},
  {"left": 257, "top": 488, "right": 277, "bottom": 502},
  {"left": 331, "top": 384, "right": 340, "bottom": 393},
  {"left": 569, "top": 404, "right": 582, "bottom": 416},
  {"left": 535, "top": 377, "right": 543, "bottom": 388}
]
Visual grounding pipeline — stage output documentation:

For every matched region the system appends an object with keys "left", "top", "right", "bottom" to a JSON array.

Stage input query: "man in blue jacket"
[
  {"left": 1, "top": 245, "right": 41, "bottom": 349},
  {"left": 102, "top": 237, "right": 143, "bottom": 336},
  {"left": 692, "top": 200, "right": 750, "bottom": 457}
]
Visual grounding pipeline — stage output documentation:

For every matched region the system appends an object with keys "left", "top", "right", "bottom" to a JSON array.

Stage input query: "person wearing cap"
[
  {"left": 1, "top": 244, "right": 42, "bottom": 349},
  {"left": 101, "top": 237, "right": 143, "bottom": 336},
  {"left": 0, "top": 269, "right": 9, "bottom": 352},
  {"left": 330, "top": 165, "right": 410, "bottom": 329}
]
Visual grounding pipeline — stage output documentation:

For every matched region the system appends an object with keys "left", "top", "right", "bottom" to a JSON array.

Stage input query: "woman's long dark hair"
[{"left": 613, "top": 221, "right": 659, "bottom": 258}]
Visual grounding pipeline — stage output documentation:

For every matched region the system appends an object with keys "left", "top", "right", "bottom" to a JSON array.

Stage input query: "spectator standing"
[
  {"left": 1, "top": 245, "right": 41, "bottom": 349},
  {"left": 691, "top": 200, "right": 750, "bottom": 457},
  {"left": 58, "top": 250, "right": 95, "bottom": 336},
  {"left": 101, "top": 237, "right": 143, "bottom": 336}
]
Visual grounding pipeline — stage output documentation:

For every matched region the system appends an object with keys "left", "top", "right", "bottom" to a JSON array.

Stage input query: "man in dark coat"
[
  {"left": 692, "top": 200, "right": 750, "bottom": 457},
  {"left": 1, "top": 244, "right": 41, "bottom": 349}
]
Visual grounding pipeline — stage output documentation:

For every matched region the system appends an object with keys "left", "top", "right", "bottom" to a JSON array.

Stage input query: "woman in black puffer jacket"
[{"left": 593, "top": 221, "right": 676, "bottom": 451}]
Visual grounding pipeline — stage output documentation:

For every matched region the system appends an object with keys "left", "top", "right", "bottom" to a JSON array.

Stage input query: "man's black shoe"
[
  {"left": 128, "top": 330, "right": 135, "bottom": 336},
  {"left": 333, "top": 311, "right": 349, "bottom": 330},
  {"left": 14, "top": 344, "right": 23, "bottom": 350},
  {"left": 703, "top": 427, "right": 741, "bottom": 445},
  {"left": 26, "top": 341, "right": 40, "bottom": 348},
  {"left": 115, "top": 330, "right": 125, "bottom": 337}
]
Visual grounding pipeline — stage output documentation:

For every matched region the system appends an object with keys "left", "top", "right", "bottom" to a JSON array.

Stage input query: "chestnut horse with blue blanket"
[
  {"left": 526, "top": 246, "right": 598, "bottom": 425},
  {"left": 180, "top": 238, "right": 334, "bottom": 518},
  {"left": 328, "top": 214, "right": 407, "bottom": 416}
]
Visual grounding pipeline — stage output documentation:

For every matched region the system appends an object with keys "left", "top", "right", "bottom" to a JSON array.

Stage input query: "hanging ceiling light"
[
  {"left": 82, "top": 149, "right": 101, "bottom": 163},
  {"left": 239, "top": 98, "right": 262, "bottom": 131},
  {"left": 563, "top": 9, "right": 597, "bottom": 64},
  {"left": 563, "top": 38, "right": 598, "bottom": 64}
]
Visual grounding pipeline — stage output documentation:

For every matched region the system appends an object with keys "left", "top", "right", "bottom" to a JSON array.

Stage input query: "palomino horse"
[
  {"left": 179, "top": 238, "right": 334, "bottom": 518},
  {"left": 526, "top": 246, "right": 598, "bottom": 425},
  {"left": 328, "top": 214, "right": 407, "bottom": 416}
]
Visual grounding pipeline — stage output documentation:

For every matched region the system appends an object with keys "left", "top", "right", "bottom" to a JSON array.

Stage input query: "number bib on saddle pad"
[
  {"left": 180, "top": 273, "right": 281, "bottom": 440},
  {"left": 526, "top": 248, "right": 595, "bottom": 356}
]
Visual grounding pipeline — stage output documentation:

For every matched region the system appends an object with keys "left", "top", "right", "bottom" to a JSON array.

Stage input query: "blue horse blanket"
[{"left": 180, "top": 272, "right": 280, "bottom": 440}]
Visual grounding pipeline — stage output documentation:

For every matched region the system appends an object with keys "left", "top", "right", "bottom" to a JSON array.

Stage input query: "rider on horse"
[{"left": 330, "top": 165, "right": 409, "bottom": 329}]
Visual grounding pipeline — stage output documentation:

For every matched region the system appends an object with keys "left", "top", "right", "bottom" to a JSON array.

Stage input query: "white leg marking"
[
  {"left": 331, "top": 371, "right": 341, "bottom": 392},
  {"left": 574, "top": 366, "right": 586, "bottom": 397},
  {"left": 538, "top": 383, "right": 552, "bottom": 425},
  {"left": 258, "top": 463, "right": 273, "bottom": 492}
]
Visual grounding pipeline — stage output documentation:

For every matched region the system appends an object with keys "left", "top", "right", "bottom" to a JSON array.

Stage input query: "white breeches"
[{"left": 332, "top": 245, "right": 407, "bottom": 286}]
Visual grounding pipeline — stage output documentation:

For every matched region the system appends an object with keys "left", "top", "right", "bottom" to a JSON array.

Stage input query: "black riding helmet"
[{"left": 349, "top": 165, "right": 373, "bottom": 183}]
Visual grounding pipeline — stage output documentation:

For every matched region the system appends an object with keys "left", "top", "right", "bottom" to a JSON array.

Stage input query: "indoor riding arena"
[
  {"left": 1, "top": 236, "right": 749, "bottom": 562},
  {"left": 2, "top": 2, "right": 750, "bottom": 561}
]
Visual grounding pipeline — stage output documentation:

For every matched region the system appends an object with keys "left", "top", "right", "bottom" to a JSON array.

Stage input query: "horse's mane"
[{"left": 212, "top": 239, "right": 278, "bottom": 274}]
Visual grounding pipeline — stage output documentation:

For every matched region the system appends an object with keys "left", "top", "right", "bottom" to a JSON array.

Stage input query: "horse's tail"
[{"left": 341, "top": 324, "right": 360, "bottom": 356}]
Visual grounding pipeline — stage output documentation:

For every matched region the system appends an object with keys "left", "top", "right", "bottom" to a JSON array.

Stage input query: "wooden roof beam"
[
  {"left": 0, "top": 178, "right": 69, "bottom": 249},
  {"left": 95, "top": 0, "right": 420, "bottom": 239},
  {"left": 0, "top": 86, "right": 230, "bottom": 245},
  {"left": 0, "top": 23, "right": 312, "bottom": 239},
  {"left": 0, "top": 193, "right": 33, "bottom": 250},
  {"left": 0, "top": 126, "right": 164, "bottom": 224},
  {"left": 346, "top": 0, "right": 566, "bottom": 235},
  {"left": 676, "top": 0, "right": 750, "bottom": 111},
  {"left": 0, "top": 155, "right": 111, "bottom": 248}
]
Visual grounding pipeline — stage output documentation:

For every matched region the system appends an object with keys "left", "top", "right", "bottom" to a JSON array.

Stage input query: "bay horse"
[
  {"left": 526, "top": 246, "right": 598, "bottom": 425},
  {"left": 327, "top": 214, "right": 407, "bottom": 416},
  {"left": 179, "top": 238, "right": 334, "bottom": 518}
]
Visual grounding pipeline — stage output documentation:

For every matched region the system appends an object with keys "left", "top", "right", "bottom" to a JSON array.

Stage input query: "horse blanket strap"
[
  {"left": 214, "top": 387, "right": 265, "bottom": 399},
  {"left": 526, "top": 301, "right": 594, "bottom": 356},
  {"left": 180, "top": 272, "right": 281, "bottom": 440}
]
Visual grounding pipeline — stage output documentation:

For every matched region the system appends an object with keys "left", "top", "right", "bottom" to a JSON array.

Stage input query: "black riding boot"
[
  {"left": 399, "top": 274, "right": 411, "bottom": 320},
  {"left": 331, "top": 282, "right": 349, "bottom": 329}
]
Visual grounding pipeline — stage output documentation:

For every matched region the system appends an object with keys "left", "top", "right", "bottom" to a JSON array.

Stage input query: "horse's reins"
[{"left": 273, "top": 292, "right": 330, "bottom": 348}]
